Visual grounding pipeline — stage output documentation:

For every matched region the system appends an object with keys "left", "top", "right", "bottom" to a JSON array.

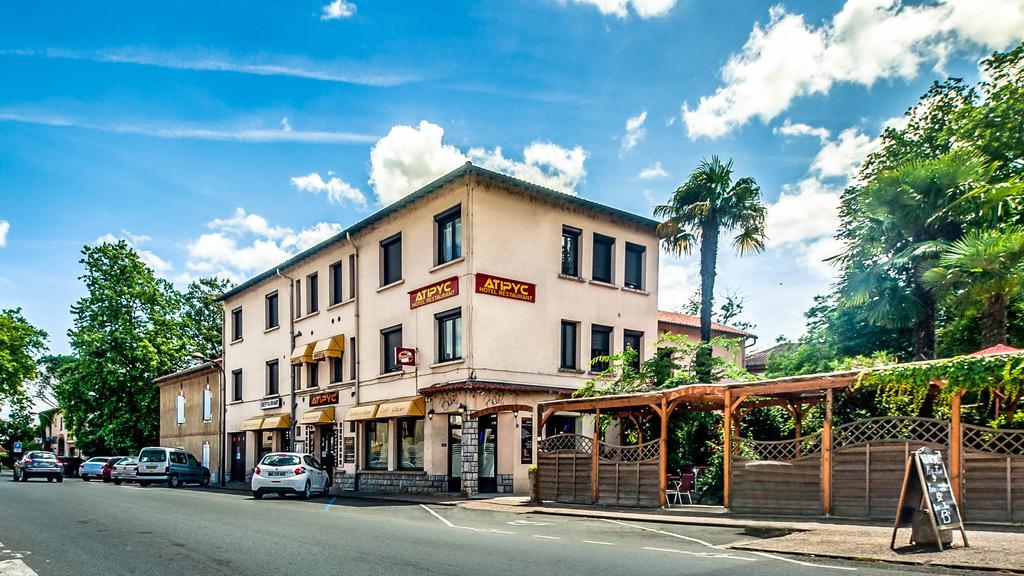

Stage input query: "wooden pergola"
[{"left": 536, "top": 370, "right": 862, "bottom": 508}]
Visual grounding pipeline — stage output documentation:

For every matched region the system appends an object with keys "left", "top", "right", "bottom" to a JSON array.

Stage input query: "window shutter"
[
  {"left": 203, "top": 388, "right": 213, "bottom": 421},
  {"left": 176, "top": 395, "right": 186, "bottom": 425}
]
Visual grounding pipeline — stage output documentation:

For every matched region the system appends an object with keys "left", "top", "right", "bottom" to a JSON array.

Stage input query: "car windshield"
[
  {"left": 260, "top": 454, "right": 301, "bottom": 467},
  {"left": 120, "top": 458, "right": 137, "bottom": 465},
  {"left": 29, "top": 452, "right": 56, "bottom": 460},
  {"left": 138, "top": 449, "right": 166, "bottom": 463},
  {"left": 86, "top": 457, "right": 110, "bottom": 464}
]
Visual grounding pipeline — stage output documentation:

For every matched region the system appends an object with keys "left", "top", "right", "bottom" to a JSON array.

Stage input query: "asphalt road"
[{"left": 0, "top": 471, "right": 988, "bottom": 576}]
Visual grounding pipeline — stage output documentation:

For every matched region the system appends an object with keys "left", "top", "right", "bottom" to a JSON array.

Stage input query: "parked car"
[
  {"left": 56, "top": 456, "right": 84, "bottom": 478},
  {"left": 251, "top": 452, "right": 331, "bottom": 500},
  {"left": 135, "top": 447, "right": 210, "bottom": 488},
  {"left": 79, "top": 456, "right": 114, "bottom": 481},
  {"left": 111, "top": 457, "right": 138, "bottom": 485},
  {"left": 100, "top": 457, "right": 125, "bottom": 482},
  {"left": 12, "top": 451, "right": 63, "bottom": 482}
]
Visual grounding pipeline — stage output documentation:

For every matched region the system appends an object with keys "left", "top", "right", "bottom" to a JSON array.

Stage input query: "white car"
[
  {"left": 251, "top": 452, "right": 331, "bottom": 500},
  {"left": 111, "top": 456, "right": 138, "bottom": 485}
]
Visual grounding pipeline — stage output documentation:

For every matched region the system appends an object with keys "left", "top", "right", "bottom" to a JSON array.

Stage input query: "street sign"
[
  {"left": 34, "top": 437, "right": 42, "bottom": 444},
  {"left": 13, "top": 441, "right": 23, "bottom": 453},
  {"left": 396, "top": 347, "right": 416, "bottom": 366},
  {"left": 891, "top": 447, "right": 968, "bottom": 551}
]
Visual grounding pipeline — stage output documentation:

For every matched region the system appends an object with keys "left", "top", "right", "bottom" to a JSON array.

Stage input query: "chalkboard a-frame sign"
[{"left": 890, "top": 447, "right": 969, "bottom": 551}]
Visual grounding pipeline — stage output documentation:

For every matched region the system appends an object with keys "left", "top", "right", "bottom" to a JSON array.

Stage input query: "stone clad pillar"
[{"left": 461, "top": 419, "right": 479, "bottom": 497}]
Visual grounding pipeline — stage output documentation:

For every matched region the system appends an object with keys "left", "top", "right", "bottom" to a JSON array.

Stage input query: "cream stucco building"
[{"left": 219, "top": 163, "right": 659, "bottom": 495}]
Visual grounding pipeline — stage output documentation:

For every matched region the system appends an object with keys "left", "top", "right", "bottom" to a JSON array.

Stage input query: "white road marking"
[
  {"left": 489, "top": 529, "right": 515, "bottom": 534},
  {"left": 582, "top": 540, "right": 614, "bottom": 546},
  {"left": 744, "top": 550, "right": 858, "bottom": 571},
  {"left": 507, "top": 519, "right": 551, "bottom": 526},
  {"left": 643, "top": 546, "right": 756, "bottom": 562},
  {"left": 533, "top": 535, "right": 560, "bottom": 540},
  {"left": 419, "top": 504, "right": 455, "bottom": 528},
  {"left": 0, "top": 559, "right": 39, "bottom": 576},
  {"left": 601, "top": 519, "right": 718, "bottom": 549}
]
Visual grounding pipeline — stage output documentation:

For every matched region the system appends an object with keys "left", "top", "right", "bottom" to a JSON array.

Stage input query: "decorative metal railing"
[
  {"left": 963, "top": 424, "right": 1024, "bottom": 456},
  {"left": 832, "top": 416, "right": 948, "bottom": 449}
]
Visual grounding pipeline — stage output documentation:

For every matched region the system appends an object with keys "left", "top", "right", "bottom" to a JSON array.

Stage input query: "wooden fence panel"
[
  {"left": 962, "top": 425, "right": 1024, "bottom": 523},
  {"left": 731, "top": 456, "right": 822, "bottom": 516}
]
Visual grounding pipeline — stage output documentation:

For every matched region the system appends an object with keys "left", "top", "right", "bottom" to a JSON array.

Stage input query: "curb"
[{"left": 727, "top": 544, "right": 1024, "bottom": 574}]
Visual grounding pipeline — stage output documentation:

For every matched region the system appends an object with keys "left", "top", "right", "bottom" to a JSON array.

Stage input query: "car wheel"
[
  {"left": 199, "top": 472, "right": 210, "bottom": 487},
  {"left": 21, "top": 472, "right": 30, "bottom": 482},
  {"left": 114, "top": 479, "right": 122, "bottom": 485},
  {"left": 300, "top": 481, "right": 311, "bottom": 500},
  {"left": 252, "top": 490, "right": 263, "bottom": 500},
  {"left": 168, "top": 474, "right": 180, "bottom": 488},
  {"left": 47, "top": 476, "right": 53, "bottom": 483},
  {"left": 56, "top": 476, "right": 63, "bottom": 483},
  {"left": 323, "top": 478, "right": 330, "bottom": 495},
  {"left": 139, "top": 481, "right": 149, "bottom": 487},
  {"left": 82, "top": 476, "right": 90, "bottom": 482}
]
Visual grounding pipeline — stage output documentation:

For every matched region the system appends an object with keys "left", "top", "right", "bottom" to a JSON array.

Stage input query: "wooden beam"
[
  {"left": 592, "top": 409, "right": 600, "bottom": 504},
  {"left": 950, "top": 391, "right": 963, "bottom": 504},
  {"left": 659, "top": 397, "right": 668, "bottom": 507},
  {"left": 723, "top": 388, "right": 733, "bottom": 510},
  {"left": 822, "top": 388, "right": 833, "bottom": 516}
]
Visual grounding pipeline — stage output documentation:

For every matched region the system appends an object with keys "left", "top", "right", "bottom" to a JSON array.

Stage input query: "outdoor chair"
[{"left": 665, "top": 473, "right": 694, "bottom": 507}]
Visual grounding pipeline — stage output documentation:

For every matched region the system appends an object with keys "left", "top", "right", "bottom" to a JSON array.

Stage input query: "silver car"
[{"left": 111, "top": 456, "right": 138, "bottom": 485}]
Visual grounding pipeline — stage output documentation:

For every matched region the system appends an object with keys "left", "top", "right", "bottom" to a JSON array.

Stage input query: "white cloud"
[
  {"left": 321, "top": 0, "right": 357, "bottom": 20},
  {"left": 774, "top": 119, "right": 831, "bottom": 142},
  {"left": 185, "top": 208, "right": 341, "bottom": 283},
  {"left": 766, "top": 178, "right": 844, "bottom": 279},
  {"left": 0, "top": 220, "right": 8, "bottom": 247},
  {"left": 565, "top": 0, "right": 678, "bottom": 18},
  {"left": 369, "top": 120, "right": 587, "bottom": 205},
  {"left": 658, "top": 257, "right": 699, "bottom": 310},
  {"left": 291, "top": 172, "right": 367, "bottom": 207},
  {"left": 1, "top": 47, "right": 409, "bottom": 87},
  {"left": 683, "top": 0, "right": 1024, "bottom": 139},
  {"left": 621, "top": 110, "right": 647, "bottom": 153},
  {"left": 94, "top": 229, "right": 172, "bottom": 274},
  {"left": 639, "top": 161, "right": 670, "bottom": 180},
  {"left": 810, "top": 126, "right": 881, "bottom": 180},
  {"left": 0, "top": 111, "right": 376, "bottom": 144}
]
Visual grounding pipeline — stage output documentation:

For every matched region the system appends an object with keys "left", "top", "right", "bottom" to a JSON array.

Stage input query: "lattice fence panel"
[
  {"left": 734, "top": 432, "right": 822, "bottom": 461},
  {"left": 538, "top": 434, "right": 593, "bottom": 455},
  {"left": 833, "top": 417, "right": 947, "bottom": 449},
  {"left": 963, "top": 425, "right": 1024, "bottom": 456},
  {"left": 598, "top": 439, "right": 659, "bottom": 463}
]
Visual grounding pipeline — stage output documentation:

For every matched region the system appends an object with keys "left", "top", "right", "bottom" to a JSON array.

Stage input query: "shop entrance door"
[
  {"left": 319, "top": 424, "right": 337, "bottom": 471},
  {"left": 230, "top": 433, "right": 246, "bottom": 482},
  {"left": 448, "top": 415, "right": 462, "bottom": 492},
  {"left": 478, "top": 414, "right": 498, "bottom": 493}
]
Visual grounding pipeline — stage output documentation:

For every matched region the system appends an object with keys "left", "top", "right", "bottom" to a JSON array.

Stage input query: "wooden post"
[
  {"left": 822, "top": 388, "right": 833, "bottom": 517},
  {"left": 723, "top": 389, "right": 733, "bottom": 510},
  {"left": 658, "top": 399, "right": 668, "bottom": 508},
  {"left": 592, "top": 409, "right": 600, "bottom": 505},
  {"left": 950, "top": 391, "right": 963, "bottom": 504}
]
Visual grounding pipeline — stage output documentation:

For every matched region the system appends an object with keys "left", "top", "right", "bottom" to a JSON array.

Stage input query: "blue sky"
[{"left": 1, "top": 0, "right": 1022, "bottom": 355}]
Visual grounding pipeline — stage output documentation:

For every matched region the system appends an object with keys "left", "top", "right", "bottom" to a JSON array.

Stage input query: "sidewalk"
[{"left": 206, "top": 483, "right": 1024, "bottom": 573}]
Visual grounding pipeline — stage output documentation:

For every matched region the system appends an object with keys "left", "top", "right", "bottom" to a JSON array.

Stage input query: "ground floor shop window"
[
  {"left": 398, "top": 418, "right": 425, "bottom": 470},
  {"left": 365, "top": 420, "right": 388, "bottom": 470}
]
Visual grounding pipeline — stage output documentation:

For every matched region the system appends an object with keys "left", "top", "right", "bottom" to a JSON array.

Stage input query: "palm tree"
[
  {"left": 654, "top": 156, "right": 766, "bottom": 381},
  {"left": 923, "top": 227, "right": 1024, "bottom": 347},
  {"left": 837, "top": 151, "right": 987, "bottom": 359}
]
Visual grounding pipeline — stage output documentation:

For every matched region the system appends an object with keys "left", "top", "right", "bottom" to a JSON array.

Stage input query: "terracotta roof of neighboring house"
[
  {"left": 218, "top": 163, "right": 659, "bottom": 302},
  {"left": 656, "top": 310, "right": 752, "bottom": 337},
  {"left": 746, "top": 342, "right": 799, "bottom": 371},
  {"left": 969, "top": 344, "right": 1022, "bottom": 356},
  {"left": 153, "top": 359, "right": 222, "bottom": 385}
]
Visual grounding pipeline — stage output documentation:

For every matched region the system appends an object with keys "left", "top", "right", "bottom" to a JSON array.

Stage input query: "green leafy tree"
[
  {"left": 655, "top": 156, "right": 766, "bottom": 381},
  {"left": 55, "top": 241, "right": 186, "bottom": 454},
  {"left": 0, "top": 308, "right": 48, "bottom": 403},
  {"left": 836, "top": 151, "right": 986, "bottom": 359},
  {"left": 180, "top": 277, "right": 233, "bottom": 360},
  {"left": 923, "top": 227, "right": 1024, "bottom": 347}
]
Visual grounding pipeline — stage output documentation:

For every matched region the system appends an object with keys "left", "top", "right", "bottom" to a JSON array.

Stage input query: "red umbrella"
[{"left": 968, "top": 344, "right": 1023, "bottom": 356}]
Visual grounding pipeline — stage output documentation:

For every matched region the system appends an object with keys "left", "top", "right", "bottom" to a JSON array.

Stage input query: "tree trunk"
[
  {"left": 696, "top": 219, "right": 719, "bottom": 382},
  {"left": 980, "top": 292, "right": 1008, "bottom": 348},
  {"left": 911, "top": 281, "right": 936, "bottom": 360}
]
